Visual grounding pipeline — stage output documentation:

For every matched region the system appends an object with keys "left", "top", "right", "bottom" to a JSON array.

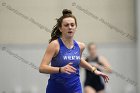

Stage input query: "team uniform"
[
  {"left": 84, "top": 56, "right": 105, "bottom": 92},
  {"left": 46, "top": 37, "right": 82, "bottom": 93}
]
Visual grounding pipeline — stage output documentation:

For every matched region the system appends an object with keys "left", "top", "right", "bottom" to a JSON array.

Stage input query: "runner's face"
[
  {"left": 89, "top": 45, "right": 97, "bottom": 57},
  {"left": 59, "top": 17, "right": 77, "bottom": 38}
]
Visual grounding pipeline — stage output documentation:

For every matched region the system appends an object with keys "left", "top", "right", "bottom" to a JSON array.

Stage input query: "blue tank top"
[{"left": 50, "top": 37, "right": 81, "bottom": 80}]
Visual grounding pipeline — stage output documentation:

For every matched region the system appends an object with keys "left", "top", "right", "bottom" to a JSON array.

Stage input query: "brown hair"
[{"left": 49, "top": 9, "right": 77, "bottom": 43}]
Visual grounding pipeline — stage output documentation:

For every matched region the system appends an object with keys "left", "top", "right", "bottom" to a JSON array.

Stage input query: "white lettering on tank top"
[{"left": 63, "top": 56, "right": 80, "bottom": 60}]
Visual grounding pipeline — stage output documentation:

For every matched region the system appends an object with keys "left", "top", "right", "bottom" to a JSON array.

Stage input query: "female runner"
[
  {"left": 84, "top": 42, "right": 112, "bottom": 93},
  {"left": 39, "top": 9, "right": 109, "bottom": 93}
]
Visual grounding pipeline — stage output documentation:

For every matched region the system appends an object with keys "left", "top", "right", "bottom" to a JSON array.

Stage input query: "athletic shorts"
[
  {"left": 84, "top": 76, "right": 105, "bottom": 92},
  {"left": 46, "top": 76, "right": 82, "bottom": 93}
]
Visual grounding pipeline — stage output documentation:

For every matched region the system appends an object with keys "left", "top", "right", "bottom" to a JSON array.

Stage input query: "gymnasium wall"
[
  {"left": 0, "top": 43, "right": 137, "bottom": 93},
  {"left": 136, "top": 0, "right": 140, "bottom": 92},
  {"left": 0, "top": 0, "right": 135, "bottom": 44}
]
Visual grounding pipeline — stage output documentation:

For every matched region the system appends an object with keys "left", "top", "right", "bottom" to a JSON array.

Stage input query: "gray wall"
[
  {"left": 0, "top": 43, "right": 137, "bottom": 93},
  {"left": 136, "top": 0, "right": 140, "bottom": 92},
  {"left": 0, "top": 0, "right": 135, "bottom": 44}
]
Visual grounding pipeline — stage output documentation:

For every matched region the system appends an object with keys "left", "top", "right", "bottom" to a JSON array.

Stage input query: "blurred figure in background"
[{"left": 84, "top": 42, "right": 112, "bottom": 93}]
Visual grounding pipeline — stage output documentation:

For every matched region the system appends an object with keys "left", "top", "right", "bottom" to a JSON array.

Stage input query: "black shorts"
[{"left": 84, "top": 75, "right": 105, "bottom": 92}]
